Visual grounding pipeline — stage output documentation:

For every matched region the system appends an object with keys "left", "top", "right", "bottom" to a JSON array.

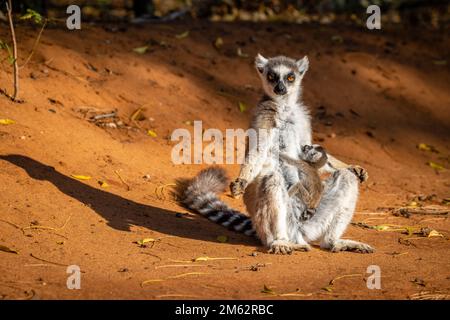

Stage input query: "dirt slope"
[{"left": 0, "top": 20, "right": 449, "bottom": 299}]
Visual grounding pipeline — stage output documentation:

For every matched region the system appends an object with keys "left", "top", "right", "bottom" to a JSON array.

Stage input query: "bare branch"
[{"left": 5, "top": 0, "right": 19, "bottom": 101}]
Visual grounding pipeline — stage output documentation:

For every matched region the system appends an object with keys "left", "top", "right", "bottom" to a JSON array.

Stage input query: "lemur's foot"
[
  {"left": 230, "top": 178, "right": 248, "bottom": 199},
  {"left": 348, "top": 165, "right": 369, "bottom": 183},
  {"left": 326, "top": 240, "right": 375, "bottom": 254},
  {"left": 300, "top": 208, "right": 316, "bottom": 221},
  {"left": 268, "top": 240, "right": 293, "bottom": 255},
  {"left": 292, "top": 243, "right": 311, "bottom": 252}
]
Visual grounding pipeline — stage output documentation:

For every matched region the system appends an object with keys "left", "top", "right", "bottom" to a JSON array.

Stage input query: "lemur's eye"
[
  {"left": 287, "top": 74, "right": 295, "bottom": 82},
  {"left": 267, "top": 73, "right": 275, "bottom": 81}
]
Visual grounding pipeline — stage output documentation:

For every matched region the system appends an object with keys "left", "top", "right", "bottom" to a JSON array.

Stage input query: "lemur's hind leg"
[
  {"left": 300, "top": 169, "right": 375, "bottom": 254},
  {"left": 252, "top": 170, "right": 293, "bottom": 254}
]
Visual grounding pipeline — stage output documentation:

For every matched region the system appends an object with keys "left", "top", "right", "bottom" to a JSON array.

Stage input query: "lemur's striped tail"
[{"left": 180, "top": 167, "right": 256, "bottom": 236}]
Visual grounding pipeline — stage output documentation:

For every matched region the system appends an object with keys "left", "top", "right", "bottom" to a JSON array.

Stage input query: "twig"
[
  {"left": 155, "top": 294, "right": 200, "bottom": 298},
  {"left": 0, "top": 218, "right": 25, "bottom": 234},
  {"left": 394, "top": 207, "right": 449, "bottom": 218},
  {"left": 24, "top": 263, "right": 58, "bottom": 267},
  {"left": 114, "top": 170, "right": 131, "bottom": 191},
  {"left": 141, "top": 272, "right": 209, "bottom": 287},
  {"left": 23, "top": 215, "right": 72, "bottom": 232},
  {"left": 4, "top": 0, "right": 19, "bottom": 101},
  {"left": 155, "top": 264, "right": 207, "bottom": 269},
  {"left": 90, "top": 112, "right": 117, "bottom": 121},
  {"left": 29, "top": 253, "right": 68, "bottom": 267},
  {"left": 139, "top": 252, "right": 163, "bottom": 261},
  {"left": 20, "top": 19, "right": 47, "bottom": 68}
]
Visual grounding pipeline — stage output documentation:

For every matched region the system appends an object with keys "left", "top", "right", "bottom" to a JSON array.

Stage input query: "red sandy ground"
[{"left": 0, "top": 20, "right": 449, "bottom": 300}]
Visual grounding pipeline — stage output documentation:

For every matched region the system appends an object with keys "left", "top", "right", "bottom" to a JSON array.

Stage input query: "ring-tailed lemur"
[
  {"left": 280, "top": 144, "right": 328, "bottom": 220},
  {"left": 181, "top": 54, "right": 373, "bottom": 254}
]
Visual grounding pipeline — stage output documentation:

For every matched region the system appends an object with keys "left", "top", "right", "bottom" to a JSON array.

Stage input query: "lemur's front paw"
[
  {"left": 230, "top": 178, "right": 248, "bottom": 199},
  {"left": 292, "top": 243, "right": 311, "bottom": 252},
  {"left": 348, "top": 165, "right": 369, "bottom": 183},
  {"left": 268, "top": 240, "right": 293, "bottom": 255}
]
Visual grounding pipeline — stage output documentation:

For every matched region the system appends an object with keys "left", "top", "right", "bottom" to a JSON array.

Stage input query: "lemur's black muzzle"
[{"left": 273, "top": 82, "right": 287, "bottom": 95}]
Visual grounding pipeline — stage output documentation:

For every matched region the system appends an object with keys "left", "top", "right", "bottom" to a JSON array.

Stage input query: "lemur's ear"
[
  {"left": 296, "top": 56, "right": 309, "bottom": 76},
  {"left": 255, "top": 53, "right": 268, "bottom": 73}
]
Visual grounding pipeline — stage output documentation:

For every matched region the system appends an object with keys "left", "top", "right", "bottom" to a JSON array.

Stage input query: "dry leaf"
[
  {"left": 331, "top": 35, "right": 343, "bottom": 43},
  {"left": 238, "top": 101, "right": 247, "bottom": 113},
  {"left": 417, "top": 143, "right": 439, "bottom": 153},
  {"left": 433, "top": 60, "right": 447, "bottom": 66},
  {"left": 261, "top": 284, "right": 276, "bottom": 295},
  {"left": 98, "top": 181, "right": 109, "bottom": 188},
  {"left": 147, "top": 130, "right": 157, "bottom": 137},
  {"left": 133, "top": 46, "right": 148, "bottom": 54},
  {"left": 0, "top": 119, "right": 15, "bottom": 125},
  {"left": 427, "top": 230, "right": 444, "bottom": 238},
  {"left": 236, "top": 47, "right": 249, "bottom": 58},
  {"left": 216, "top": 235, "right": 228, "bottom": 243},
  {"left": 175, "top": 30, "right": 189, "bottom": 39},
  {"left": 136, "top": 238, "right": 156, "bottom": 246},
  {"left": 130, "top": 107, "right": 146, "bottom": 121},
  {"left": 0, "top": 244, "right": 18, "bottom": 254},
  {"left": 427, "top": 162, "right": 445, "bottom": 170},
  {"left": 373, "top": 225, "right": 392, "bottom": 231},
  {"left": 71, "top": 175, "right": 91, "bottom": 180},
  {"left": 407, "top": 201, "right": 419, "bottom": 208},
  {"left": 411, "top": 278, "right": 426, "bottom": 287},
  {"left": 214, "top": 37, "right": 223, "bottom": 49}
]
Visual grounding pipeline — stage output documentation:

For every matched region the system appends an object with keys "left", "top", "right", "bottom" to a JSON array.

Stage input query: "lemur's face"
[
  {"left": 255, "top": 54, "right": 309, "bottom": 99},
  {"left": 302, "top": 144, "right": 328, "bottom": 165}
]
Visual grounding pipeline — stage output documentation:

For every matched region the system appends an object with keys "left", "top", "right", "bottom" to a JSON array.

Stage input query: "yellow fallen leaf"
[
  {"left": 71, "top": 175, "right": 91, "bottom": 180},
  {"left": 331, "top": 35, "right": 343, "bottom": 43},
  {"left": 407, "top": 201, "right": 418, "bottom": 207},
  {"left": 0, "top": 244, "right": 18, "bottom": 254},
  {"left": 214, "top": 37, "right": 223, "bottom": 49},
  {"left": 0, "top": 119, "right": 15, "bottom": 125},
  {"left": 98, "top": 181, "right": 109, "bottom": 188},
  {"left": 417, "top": 143, "right": 439, "bottom": 153},
  {"left": 261, "top": 284, "right": 276, "bottom": 295},
  {"left": 427, "top": 230, "right": 444, "bottom": 238},
  {"left": 175, "top": 30, "right": 189, "bottom": 39},
  {"left": 217, "top": 235, "right": 228, "bottom": 243},
  {"left": 133, "top": 46, "right": 148, "bottom": 54},
  {"left": 147, "top": 130, "right": 157, "bottom": 137},
  {"left": 427, "top": 162, "right": 445, "bottom": 170},
  {"left": 136, "top": 238, "right": 156, "bottom": 246},
  {"left": 238, "top": 101, "right": 247, "bottom": 113},
  {"left": 433, "top": 60, "right": 447, "bottom": 66},
  {"left": 236, "top": 47, "right": 249, "bottom": 58},
  {"left": 373, "top": 225, "right": 391, "bottom": 231},
  {"left": 322, "top": 285, "right": 333, "bottom": 292}
]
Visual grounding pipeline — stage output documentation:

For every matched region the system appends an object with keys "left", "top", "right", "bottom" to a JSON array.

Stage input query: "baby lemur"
[{"left": 280, "top": 144, "right": 328, "bottom": 220}]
